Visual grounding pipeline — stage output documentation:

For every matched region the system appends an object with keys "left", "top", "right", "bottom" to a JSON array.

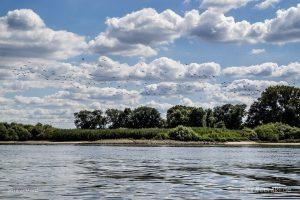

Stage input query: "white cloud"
[
  {"left": 141, "top": 82, "right": 220, "bottom": 96},
  {"left": 89, "top": 8, "right": 184, "bottom": 57},
  {"left": 0, "top": 9, "right": 87, "bottom": 60},
  {"left": 225, "top": 79, "right": 287, "bottom": 95},
  {"left": 223, "top": 62, "right": 300, "bottom": 79},
  {"left": 88, "top": 5, "right": 300, "bottom": 57},
  {"left": 88, "top": 33, "right": 157, "bottom": 57},
  {"left": 54, "top": 85, "right": 140, "bottom": 105},
  {"left": 200, "top": 0, "right": 251, "bottom": 12},
  {"left": 264, "top": 4, "right": 300, "bottom": 43},
  {"left": 87, "top": 56, "right": 221, "bottom": 82},
  {"left": 223, "top": 62, "right": 278, "bottom": 77},
  {"left": 255, "top": 0, "right": 281, "bottom": 10},
  {"left": 251, "top": 48, "right": 266, "bottom": 54},
  {"left": 144, "top": 100, "right": 173, "bottom": 111},
  {"left": 185, "top": 4, "right": 300, "bottom": 44},
  {"left": 183, "top": 9, "right": 263, "bottom": 43},
  {"left": 180, "top": 97, "right": 196, "bottom": 107},
  {"left": 272, "top": 62, "right": 300, "bottom": 79}
]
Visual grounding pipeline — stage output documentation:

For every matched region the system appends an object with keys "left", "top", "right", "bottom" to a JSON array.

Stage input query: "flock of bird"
[
  {"left": 2, "top": 58, "right": 299, "bottom": 126},
  {"left": 8, "top": 59, "right": 299, "bottom": 95}
]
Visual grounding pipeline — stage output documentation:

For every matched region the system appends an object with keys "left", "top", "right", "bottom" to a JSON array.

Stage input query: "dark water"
[{"left": 0, "top": 145, "right": 299, "bottom": 199}]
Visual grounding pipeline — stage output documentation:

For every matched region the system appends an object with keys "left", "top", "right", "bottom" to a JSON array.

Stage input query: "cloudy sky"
[{"left": 0, "top": 0, "right": 299, "bottom": 128}]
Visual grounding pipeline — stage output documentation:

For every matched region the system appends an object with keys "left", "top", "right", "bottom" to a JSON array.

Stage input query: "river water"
[{"left": 0, "top": 145, "right": 299, "bottom": 199}]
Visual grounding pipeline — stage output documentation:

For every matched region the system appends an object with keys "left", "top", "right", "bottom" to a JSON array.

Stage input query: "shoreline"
[{"left": 0, "top": 140, "right": 299, "bottom": 146}]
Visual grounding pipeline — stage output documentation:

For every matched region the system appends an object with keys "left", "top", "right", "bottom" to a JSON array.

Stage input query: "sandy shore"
[{"left": 0, "top": 140, "right": 299, "bottom": 146}]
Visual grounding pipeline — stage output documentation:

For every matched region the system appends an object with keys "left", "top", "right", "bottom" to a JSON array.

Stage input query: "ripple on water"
[{"left": 0, "top": 145, "right": 299, "bottom": 199}]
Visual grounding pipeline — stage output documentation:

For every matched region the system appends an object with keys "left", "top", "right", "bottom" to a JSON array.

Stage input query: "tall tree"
[
  {"left": 91, "top": 110, "right": 107, "bottom": 129},
  {"left": 188, "top": 107, "right": 205, "bottom": 127},
  {"left": 130, "top": 106, "right": 162, "bottom": 128},
  {"left": 119, "top": 108, "right": 132, "bottom": 128},
  {"left": 205, "top": 109, "right": 215, "bottom": 128},
  {"left": 74, "top": 110, "right": 106, "bottom": 129},
  {"left": 105, "top": 109, "right": 123, "bottom": 129},
  {"left": 213, "top": 104, "right": 246, "bottom": 129},
  {"left": 167, "top": 105, "right": 206, "bottom": 127},
  {"left": 167, "top": 105, "right": 191, "bottom": 128},
  {"left": 246, "top": 85, "right": 300, "bottom": 127}
]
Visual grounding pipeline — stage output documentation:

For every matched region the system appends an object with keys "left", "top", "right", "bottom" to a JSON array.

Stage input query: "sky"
[{"left": 0, "top": 0, "right": 299, "bottom": 128}]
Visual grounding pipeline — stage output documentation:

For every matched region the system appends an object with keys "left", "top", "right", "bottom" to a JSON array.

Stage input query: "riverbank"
[
  {"left": 1, "top": 122, "right": 299, "bottom": 143},
  {"left": 0, "top": 140, "right": 299, "bottom": 146}
]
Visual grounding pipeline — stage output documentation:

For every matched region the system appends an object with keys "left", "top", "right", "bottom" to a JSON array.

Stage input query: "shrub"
[
  {"left": 254, "top": 123, "right": 300, "bottom": 141},
  {"left": 0, "top": 123, "right": 9, "bottom": 140},
  {"left": 241, "top": 128, "right": 258, "bottom": 141},
  {"left": 214, "top": 121, "right": 226, "bottom": 128},
  {"left": 169, "top": 126, "right": 199, "bottom": 141},
  {"left": 12, "top": 125, "right": 32, "bottom": 141}
]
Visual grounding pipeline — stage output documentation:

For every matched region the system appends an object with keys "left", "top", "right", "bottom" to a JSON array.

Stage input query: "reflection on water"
[{"left": 0, "top": 145, "right": 299, "bottom": 199}]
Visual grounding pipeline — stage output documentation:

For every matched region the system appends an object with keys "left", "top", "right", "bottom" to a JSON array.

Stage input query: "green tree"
[
  {"left": 130, "top": 106, "right": 162, "bottom": 128},
  {"left": 106, "top": 109, "right": 123, "bottom": 129},
  {"left": 11, "top": 124, "right": 31, "bottom": 141},
  {"left": 167, "top": 105, "right": 206, "bottom": 127},
  {"left": 246, "top": 85, "right": 300, "bottom": 127},
  {"left": 0, "top": 123, "right": 9, "bottom": 140},
  {"left": 188, "top": 107, "right": 205, "bottom": 127},
  {"left": 167, "top": 105, "right": 191, "bottom": 128},
  {"left": 205, "top": 109, "right": 215, "bottom": 128},
  {"left": 119, "top": 108, "right": 132, "bottom": 128},
  {"left": 213, "top": 104, "right": 246, "bottom": 129},
  {"left": 91, "top": 110, "right": 107, "bottom": 129},
  {"left": 74, "top": 110, "right": 107, "bottom": 129}
]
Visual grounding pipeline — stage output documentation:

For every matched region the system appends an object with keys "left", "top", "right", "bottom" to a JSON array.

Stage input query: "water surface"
[{"left": 0, "top": 145, "right": 299, "bottom": 199}]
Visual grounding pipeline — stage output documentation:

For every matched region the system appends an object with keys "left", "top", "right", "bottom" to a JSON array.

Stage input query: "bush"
[
  {"left": 169, "top": 126, "right": 199, "bottom": 141},
  {"left": 241, "top": 128, "right": 258, "bottom": 141},
  {"left": 254, "top": 123, "right": 300, "bottom": 142},
  {"left": 0, "top": 123, "right": 9, "bottom": 140},
  {"left": 11, "top": 125, "right": 32, "bottom": 141}
]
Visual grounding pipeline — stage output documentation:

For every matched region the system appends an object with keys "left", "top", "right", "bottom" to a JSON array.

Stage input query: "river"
[{"left": 0, "top": 145, "right": 299, "bottom": 199}]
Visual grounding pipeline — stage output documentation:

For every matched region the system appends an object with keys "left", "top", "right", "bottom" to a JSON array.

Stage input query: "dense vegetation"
[
  {"left": 0, "top": 85, "right": 299, "bottom": 142},
  {"left": 0, "top": 122, "right": 299, "bottom": 142},
  {"left": 74, "top": 104, "right": 248, "bottom": 130}
]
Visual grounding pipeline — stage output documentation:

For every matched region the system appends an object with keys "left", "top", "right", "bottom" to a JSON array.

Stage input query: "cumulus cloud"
[
  {"left": 140, "top": 79, "right": 288, "bottom": 109},
  {"left": 52, "top": 85, "right": 140, "bottom": 105},
  {"left": 255, "top": 0, "right": 281, "bottom": 10},
  {"left": 86, "top": 56, "right": 221, "bottom": 82},
  {"left": 88, "top": 34, "right": 157, "bottom": 57},
  {"left": 263, "top": 4, "right": 300, "bottom": 43},
  {"left": 141, "top": 82, "right": 220, "bottom": 96},
  {"left": 89, "top": 8, "right": 184, "bottom": 57},
  {"left": 223, "top": 62, "right": 278, "bottom": 77},
  {"left": 200, "top": 0, "right": 251, "bottom": 12},
  {"left": 185, "top": 4, "right": 300, "bottom": 44},
  {"left": 183, "top": 9, "right": 264, "bottom": 43},
  {"left": 272, "top": 62, "right": 300, "bottom": 79},
  {"left": 223, "top": 62, "right": 300, "bottom": 79},
  {"left": 0, "top": 9, "right": 87, "bottom": 60},
  {"left": 225, "top": 79, "right": 287, "bottom": 95},
  {"left": 251, "top": 48, "right": 266, "bottom": 54},
  {"left": 88, "top": 5, "right": 300, "bottom": 57},
  {"left": 144, "top": 100, "right": 173, "bottom": 111}
]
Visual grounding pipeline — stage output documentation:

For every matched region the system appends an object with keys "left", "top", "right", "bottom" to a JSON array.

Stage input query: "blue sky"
[{"left": 0, "top": 0, "right": 299, "bottom": 127}]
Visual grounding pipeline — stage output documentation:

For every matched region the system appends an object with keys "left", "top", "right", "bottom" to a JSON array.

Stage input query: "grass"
[
  {"left": 41, "top": 128, "right": 169, "bottom": 141},
  {"left": 1, "top": 122, "right": 299, "bottom": 142},
  {"left": 41, "top": 127, "right": 250, "bottom": 142}
]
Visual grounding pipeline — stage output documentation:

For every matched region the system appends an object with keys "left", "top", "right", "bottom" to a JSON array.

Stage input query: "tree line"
[{"left": 74, "top": 85, "right": 300, "bottom": 130}]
